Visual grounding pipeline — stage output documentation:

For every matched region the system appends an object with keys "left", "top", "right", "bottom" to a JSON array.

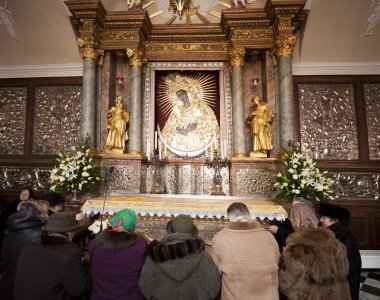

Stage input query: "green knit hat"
[{"left": 107, "top": 208, "right": 136, "bottom": 233}]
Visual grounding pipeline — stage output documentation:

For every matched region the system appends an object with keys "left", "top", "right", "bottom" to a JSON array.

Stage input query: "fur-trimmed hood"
[
  {"left": 227, "top": 220, "right": 263, "bottom": 230},
  {"left": 147, "top": 233, "right": 206, "bottom": 282},
  {"left": 94, "top": 229, "right": 143, "bottom": 251}
]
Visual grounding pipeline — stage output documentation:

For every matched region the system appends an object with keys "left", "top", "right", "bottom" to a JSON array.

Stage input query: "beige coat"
[{"left": 210, "top": 221, "right": 280, "bottom": 300}]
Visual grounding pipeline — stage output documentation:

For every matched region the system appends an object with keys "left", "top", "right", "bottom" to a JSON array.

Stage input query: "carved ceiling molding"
[{"left": 66, "top": 0, "right": 307, "bottom": 56}]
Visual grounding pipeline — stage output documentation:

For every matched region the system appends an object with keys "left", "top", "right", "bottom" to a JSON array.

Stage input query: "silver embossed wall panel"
[
  {"left": 32, "top": 86, "right": 82, "bottom": 155},
  {"left": 298, "top": 83, "right": 358, "bottom": 160},
  {"left": 236, "top": 168, "right": 275, "bottom": 197},
  {"left": 0, "top": 87, "right": 27, "bottom": 155},
  {"left": 331, "top": 172, "right": 379, "bottom": 200},
  {"left": 146, "top": 164, "right": 230, "bottom": 195},
  {"left": 0, "top": 166, "right": 52, "bottom": 192},
  {"left": 363, "top": 83, "right": 380, "bottom": 160}
]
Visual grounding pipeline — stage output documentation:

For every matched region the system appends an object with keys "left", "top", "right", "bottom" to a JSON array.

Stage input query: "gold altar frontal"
[{"left": 81, "top": 194, "right": 287, "bottom": 242}]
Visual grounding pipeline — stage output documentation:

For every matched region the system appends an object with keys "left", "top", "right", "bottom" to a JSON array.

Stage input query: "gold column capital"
[
  {"left": 126, "top": 48, "right": 147, "bottom": 67},
  {"left": 274, "top": 35, "right": 297, "bottom": 58},
  {"left": 229, "top": 47, "right": 246, "bottom": 67},
  {"left": 77, "top": 37, "right": 98, "bottom": 60}
]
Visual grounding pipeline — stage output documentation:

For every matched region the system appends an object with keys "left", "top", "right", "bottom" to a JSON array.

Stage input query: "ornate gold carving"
[
  {"left": 270, "top": 50, "right": 278, "bottom": 66},
  {"left": 274, "top": 35, "right": 297, "bottom": 57},
  {"left": 232, "top": 29, "right": 273, "bottom": 40},
  {"left": 146, "top": 42, "right": 228, "bottom": 52},
  {"left": 96, "top": 49, "right": 104, "bottom": 66},
  {"left": 77, "top": 37, "right": 98, "bottom": 60},
  {"left": 101, "top": 31, "right": 139, "bottom": 41},
  {"left": 236, "top": 168, "right": 275, "bottom": 195},
  {"left": 229, "top": 47, "right": 246, "bottom": 67},
  {"left": 126, "top": 48, "right": 146, "bottom": 67}
]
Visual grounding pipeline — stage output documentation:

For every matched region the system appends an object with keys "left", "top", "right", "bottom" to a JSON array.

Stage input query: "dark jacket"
[
  {"left": 0, "top": 204, "right": 46, "bottom": 300},
  {"left": 139, "top": 233, "right": 221, "bottom": 300},
  {"left": 329, "top": 220, "right": 362, "bottom": 300},
  {"left": 270, "top": 218, "right": 294, "bottom": 252},
  {"left": 88, "top": 230, "right": 148, "bottom": 300},
  {"left": 14, "top": 235, "right": 88, "bottom": 300}
]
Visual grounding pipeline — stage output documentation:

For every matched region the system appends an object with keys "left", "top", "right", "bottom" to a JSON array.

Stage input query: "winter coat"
[
  {"left": 329, "top": 220, "right": 362, "bottom": 300},
  {"left": 279, "top": 227, "right": 351, "bottom": 300},
  {"left": 14, "top": 235, "right": 88, "bottom": 300},
  {"left": 139, "top": 233, "right": 221, "bottom": 300},
  {"left": 88, "top": 230, "right": 148, "bottom": 300},
  {"left": 0, "top": 206, "right": 46, "bottom": 300},
  {"left": 269, "top": 218, "right": 294, "bottom": 252},
  {"left": 211, "top": 220, "right": 280, "bottom": 300}
]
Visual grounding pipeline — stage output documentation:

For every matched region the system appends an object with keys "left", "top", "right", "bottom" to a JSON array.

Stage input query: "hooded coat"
[
  {"left": 138, "top": 233, "right": 221, "bottom": 300},
  {"left": 0, "top": 204, "right": 47, "bottom": 300},
  {"left": 279, "top": 227, "right": 351, "bottom": 300},
  {"left": 14, "top": 235, "right": 88, "bottom": 300},
  {"left": 88, "top": 230, "right": 148, "bottom": 300},
  {"left": 210, "top": 220, "right": 280, "bottom": 300}
]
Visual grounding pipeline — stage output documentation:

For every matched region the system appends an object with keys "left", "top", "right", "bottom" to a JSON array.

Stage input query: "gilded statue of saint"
[
  {"left": 159, "top": 73, "right": 220, "bottom": 157},
  {"left": 246, "top": 95, "right": 275, "bottom": 156},
  {"left": 106, "top": 96, "right": 129, "bottom": 151}
]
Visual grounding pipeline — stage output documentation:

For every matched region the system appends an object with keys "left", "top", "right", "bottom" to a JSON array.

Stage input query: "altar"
[{"left": 80, "top": 194, "right": 287, "bottom": 242}]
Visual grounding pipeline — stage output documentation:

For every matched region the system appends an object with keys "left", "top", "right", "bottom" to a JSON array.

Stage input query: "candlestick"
[{"left": 154, "top": 131, "right": 158, "bottom": 150}]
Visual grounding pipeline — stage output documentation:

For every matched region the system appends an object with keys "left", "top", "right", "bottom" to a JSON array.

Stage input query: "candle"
[
  {"left": 164, "top": 145, "right": 167, "bottom": 157},
  {"left": 224, "top": 141, "right": 227, "bottom": 159},
  {"left": 158, "top": 141, "right": 162, "bottom": 159},
  {"left": 154, "top": 131, "right": 158, "bottom": 150},
  {"left": 147, "top": 141, "right": 150, "bottom": 161}
]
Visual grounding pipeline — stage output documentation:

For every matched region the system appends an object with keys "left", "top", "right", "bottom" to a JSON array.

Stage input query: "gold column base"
[
  {"left": 151, "top": 183, "right": 164, "bottom": 194},
  {"left": 126, "top": 150, "right": 142, "bottom": 156},
  {"left": 106, "top": 148, "right": 126, "bottom": 155},
  {"left": 250, "top": 150, "right": 268, "bottom": 158},
  {"left": 232, "top": 153, "right": 248, "bottom": 158},
  {"left": 211, "top": 185, "right": 225, "bottom": 196}
]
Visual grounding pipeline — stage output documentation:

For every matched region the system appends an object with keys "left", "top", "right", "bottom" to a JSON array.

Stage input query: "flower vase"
[{"left": 72, "top": 190, "right": 77, "bottom": 201}]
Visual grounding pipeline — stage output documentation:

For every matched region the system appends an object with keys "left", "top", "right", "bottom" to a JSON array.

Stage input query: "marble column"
[
  {"left": 275, "top": 35, "right": 298, "bottom": 147},
  {"left": 272, "top": 52, "right": 281, "bottom": 150},
  {"left": 126, "top": 48, "right": 145, "bottom": 155},
  {"left": 230, "top": 48, "right": 247, "bottom": 158},
  {"left": 95, "top": 51, "right": 104, "bottom": 150},
  {"left": 77, "top": 38, "right": 98, "bottom": 148}
]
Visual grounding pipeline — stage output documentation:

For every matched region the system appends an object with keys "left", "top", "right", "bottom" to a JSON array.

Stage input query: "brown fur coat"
[{"left": 279, "top": 227, "right": 351, "bottom": 300}]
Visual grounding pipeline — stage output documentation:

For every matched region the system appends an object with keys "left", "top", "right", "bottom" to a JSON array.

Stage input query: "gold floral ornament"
[
  {"left": 50, "top": 135, "right": 101, "bottom": 194},
  {"left": 273, "top": 142, "right": 335, "bottom": 203}
]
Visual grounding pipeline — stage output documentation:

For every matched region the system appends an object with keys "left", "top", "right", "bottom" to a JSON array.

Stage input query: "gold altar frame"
[{"left": 143, "top": 62, "right": 232, "bottom": 159}]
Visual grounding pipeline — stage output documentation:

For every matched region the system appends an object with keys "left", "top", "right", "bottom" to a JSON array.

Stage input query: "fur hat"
[
  {"left": 107, "top": 208, "right": 136, "bottom": 233},
  {"left": 42, "top": 191, "right": 64, "bottom": 207},
  {"left": 318, "top": 203, "right": 350, "bottom": 221},
  {"left": 290, "top": 203, "right": 319, "bottom": 231},
  {"left": 41, "top": 212, "right": 80, "bottom": 233},
  {"left": 166, "top": 214, "right": 198, "bottom": 237}
]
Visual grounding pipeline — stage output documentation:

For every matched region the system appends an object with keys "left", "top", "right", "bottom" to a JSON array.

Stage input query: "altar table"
[{"left": 81, "top": 194, "right": 287, "bottom": 222}]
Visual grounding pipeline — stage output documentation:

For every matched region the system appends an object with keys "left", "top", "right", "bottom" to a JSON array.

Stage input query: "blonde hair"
[
  {"left": 290, "top": 203, "right": 319, "bottom": 231},
  {"left": 28, "top": 200, "right": 50, "bottom": 214}
]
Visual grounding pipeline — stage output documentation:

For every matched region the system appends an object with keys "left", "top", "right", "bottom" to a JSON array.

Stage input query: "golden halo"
[{"left": 156, "top": 72, "right": 217, "bottom": 118}]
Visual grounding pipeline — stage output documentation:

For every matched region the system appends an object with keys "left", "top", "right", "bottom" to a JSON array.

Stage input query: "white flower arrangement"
[
  {"left": 274, "top": 142, "right": 335, "bottom": 203},
  {"left": 50, "top": 136, "right": 101, "bottom": 194}
]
